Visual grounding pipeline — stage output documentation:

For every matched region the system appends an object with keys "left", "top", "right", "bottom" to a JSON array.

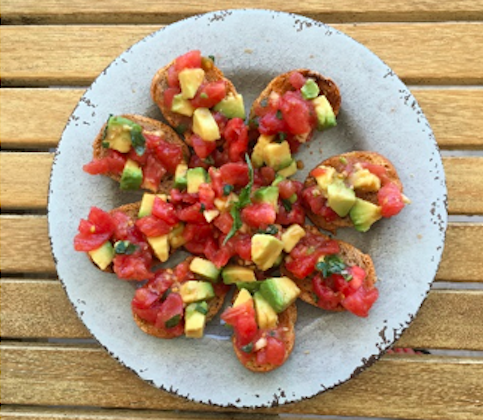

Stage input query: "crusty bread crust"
[
  {"left": 304, "top": 151, "right": 403, "bottom": 233},
  {"left": 249, "top": 68, "right": 341, "bottom": 122},
  {"left": 91, "top": 114, "right": 190, "bottom": 193},
  {"left": 280, "top": 225, "right": 377, "bottom": 309},
  {"left": 150, "top": 58, "right": 239, "bottom": 138}
]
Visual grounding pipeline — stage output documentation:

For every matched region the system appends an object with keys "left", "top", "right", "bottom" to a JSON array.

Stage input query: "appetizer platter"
[{"left": 48, "top": 9, "right": 447, "bottom": 408}]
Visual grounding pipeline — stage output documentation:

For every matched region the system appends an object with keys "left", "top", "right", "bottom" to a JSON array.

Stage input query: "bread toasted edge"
[{"left": 304, "top": 151, "right": 404, "bottom": 233}]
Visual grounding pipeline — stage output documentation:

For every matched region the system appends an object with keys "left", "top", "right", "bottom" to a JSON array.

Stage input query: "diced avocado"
[
  {"left": 327, "top": 180, "right": 356, "bottom": 217},
  {"left": 138, "top": 193, "right": 167, "bottom": 218},
  {"left": 263, "top": 141, "right": 292, "bottom": 171},
  {"left": 236, "top": 281, "right": 263, "bottom": 293},
  {"left": 120, "top": 159, "right": 143, "bottom": 190},
  {"left": 180, "top": 281, "right": 215, "bottom": 304},
  {"left": 349, "top": 167, "right": 382, "bottom": 192},
  {"left": 222, "top": 265, "right": 256, "bottom": 285},
  {"left": 301, "top": 78, "right": 320, "bottom": 100},
  {"left": 254, "top": 291, "right": 278, "bottom": 329},
  {"left": 251, "top": 134, "right": 274, "bottom": 168},
  {"left": 288, "top": 193, "right": 298, "bottom": 204},
  {"left": 253, "top": 186, "right": 279, "bottom": 209},
  {"left": 174, "top": 163, "right": 188, "bottom": 190},
  {"left": 271, "top": 175, "right": 284, "bottom": 187},
  {"left": 281, "top": 224, "right": 306, "bottom": 253},
  {"left": 314, "top": 165, "right": 336, "bottom": 192},
  {"left": 312, "top": 95, "right": 336, "bottom": 130},
  {"left": 88, "top": 241, "right": 114, "bottom": 270},
  {"left": 213, "top": 93, "right": 246, "bottom": 119},
  {"left": 233, "top": 288, "right": 253, "bottom": 307},
  {"left": 259, "top": 277, "right": 301, "bottom": 313},
  {"left": 147, "top": 235, "right": 170, "bottom": 262},
  {"left": 186, "top": 167, "right": 208, "bottom": 194},
  {"left": 192, "top": 108, "right": 220, "bottom": 141},
  {"left": 105, "top": 116, "right": 138, "bottom": 153},
  {"left": 203, "top": 209, "right": 219, "bottom": 223},
  {"left": 171, "top": 94, "right": 194, "bottom": 117},
  {"left": 277, "top": 160, "right": 297, "bottom": 178},
  {"left": 349, "top": 199, "right": 382, "bottom": 232},
  {"left": 185, "top": 301, "right": 208, "bottom": 338},
  {"left": 189, "top": 257, "right": 221, "bottom": 282},
  {"left": 251, "top": 234, "right": 284, "bottom": 271},
  {"left": 178, "top": 68, "right": 205, "bottom": 99},
  {"left": 168, "top": 223, "right": 186, "bottom": 249}
]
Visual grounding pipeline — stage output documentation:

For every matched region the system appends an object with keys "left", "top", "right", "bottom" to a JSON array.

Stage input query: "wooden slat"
[
  {"left": 2, "top": 279, "right": 482, "bottom": 351},
  {"left": 0, "top": 153, "right": 53, "bottom": 210},
  {"left": 2, "top": 23, "right": 483, "bottom": 86},
  {"left": 0, "top": 216, "right": 482, "bottom": 280},
  {"left": 1, "top": 153, "right": 481, "bottom": 214},
  {"left": 2, "top": 343, "right": 483, "bottom": 419},
  {"left": 3, "top": 1, "right": 483, "bottom": 24},
  {"left": 2, "top": 88, "right": 483, "bottom": 150}
]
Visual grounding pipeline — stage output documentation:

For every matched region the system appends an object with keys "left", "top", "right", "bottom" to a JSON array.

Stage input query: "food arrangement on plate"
[{"left": 73, "top": 50, "right": 409, "bottom": 372}]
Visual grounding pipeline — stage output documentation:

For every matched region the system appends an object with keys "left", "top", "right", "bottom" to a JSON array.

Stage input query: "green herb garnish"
[
  {"left": 260, "top": 225, "right": 278, "bottom": 235},
  {"left": 208, "top": 55, "right": 216, "bottom": 63},
  {"left": 281, "top": 199, "right": 292, "bottom": 212},
  {"left": 249, "top": 117, "right": 259, "bottom": 128},
  {"left": 114, "top": 241, "right": 138, "bottom": 255},
  {"left": 102, "top": 114, "right": 113, "bottom": 141},
  {"left": 195, "top": 302, "right": 209, "bottom": 315},
  {"left": 200, "top": 93, "right": 209, "bottom": 99},
  {"left": 276, "top": 110, "right": 283, "bottom": 120},
  {"left": 223, "top": 184, "right": 234, "bottom": 196},
  {"left": 241, "top": 343, "right": 253, "bottom": 353},
  {"left": 316, "top": 255, "right": 352, "bottom": 280},
  {"left": 101, "top": 141, "right": 109, "bottom": 148},
  {"left": 200, "top": 203, "right": 206, "bottom": 213},
  {"left": 130, "top": 125, "right": 146, "bottom": 156},
  {"left": 161, "top": 288, "right": 172, "bottom": 301},
  {"left": 165, "top": 314, "right": 181, "bottom": 329},
  {"left": 175, "top": 123, "right": 188, "bottom": 135},
  {"left": 260, "top": 98, "right": 268, "bottom": 108}
]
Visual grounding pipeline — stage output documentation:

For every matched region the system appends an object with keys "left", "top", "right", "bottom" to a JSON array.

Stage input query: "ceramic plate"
[{"left": 48, "top": 9, "right": 447, "bottom": 408}]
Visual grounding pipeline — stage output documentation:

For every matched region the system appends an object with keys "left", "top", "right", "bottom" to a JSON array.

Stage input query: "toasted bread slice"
[
  {"left": 133, "top": 257, "right": 228, "bottom": 339},
  {"left": 280, "top": 225, "right": 376, "bottom": 310},
  {"left": 249, "top": 68, "right": 341, "bottom": 121},
  {"left": 91, "top": 114, "right": 190, "bottom": 193},
  {"left": 304, "top": 151, "right": 404, "bottom": 233},
  {"left": 151, "top": 58, "right": 240, "bottom": 140}
]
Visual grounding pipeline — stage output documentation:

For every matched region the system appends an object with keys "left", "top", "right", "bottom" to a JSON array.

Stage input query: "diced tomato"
[
  {"left": 174, "top": 260, "right": 191, "bottom": 281},
  {"left": 302, "top": 186, "right": 339, "bottom": 222},
  {"left": 312, "top": 274, "right": 343, "bottom": 310},
  {"left": 259, "top": 166, "right": 276, "bottom": 185},
  {"left": 135, "top": 216, "right": 172, "bottom": 237},
  {"left": 198, "top": 183, "right": 216, "bottom": 209},
  {"left": 163, "top": 86, "right": 181, "bottom": 109},
  {"left": 258, "top": 110, "right": 288, "bottom": 135},
  {"left": 276, "top": 201, "right": 305, "bottom": 226},
  {"left": 205, "top": 238, "right": 235, "bottom": 268},
  {"left": 289, "top": 71, "right": 307, "bottom": 90},
  {"left": 213, "top": 112, "right": 228, "bottom": 137},
  {"left": 224, "top": 118, "right": 248, "bottom": 162},
  {"left": 213, "top": 148, "right": 230, "bottom": 167},
  {"left": 113, "top": 252, "right": 154, "bottom": 281},
  {"left": 175, "top": 50, "right": 202, "bottom": 71},
  {"left": 155, "top": 292, "right": 184, "bottom": 330},
  {"left": 278, "top": 180, "right": 297, "bottom": 200},
  {"left": 360, "top": 162, "right": 389, "bottom": 183},
  {"left": 285, "top": 255, "right": 319, "bottom": 279},
  {"left": 234, "top": 233, "right": 252, "bottom": 261},
  {"left": 74, "top": 207, "right": 115, "bottom": 251},
  {"left": 279, "top": 91, "right": 316, "bottom": 135},
  {"left": 191, "top": 81, "right": 227, "bottom": 108},
  {"left": 132, "top": 288, "right": 159, "bottom": 309},
  {"left": 332, "top": 266, "right": 366, "bottom": 297},
  {"left": 167, "top": 65, "right": 180, "bottom": 88},
  {"left": 208, "top": 167, "right": 224, "bottom": 197},
  {"left": 342, "top": 286, "right": 379, "bottom": 317},
  {"left": 83, "top": 150, "right": 127, "bottom": 176},
  {"left": 147, "top": 271, "right": 175, "bottom": 294},
  {"left": 378, "top": 182, "right": 405, "bottom": 218},
  {"left": 310, "top": 167, "right": 327, "bottom": 178},
  {"left": 287, "top": 136, "right": 303, "bottom": 154},
  {"left": 255, "top": 336, "right": 286, "bottom": 367},
  {"left": 142, "top": 153, "right": 167, "bottom": 192},
  {"left": 127, "top": 147, "right": 149, "bottom": 166},
  {"left": 192, "top": 134, "right": 217, "bottom": 159},
  {"left": 152, "top": 198, "right": 178, "bottom": 225},
  {"left": 189, "top": 154, "right": 210, "bottom": 170},
  {"left": 182, "top": 223, "right": 213, "bottom": 243},
  {"left": 219, "top": 162, "right": 249, "bottom": 187},
  {"left": 241, "top": 203, "right": 276, "bottom": 228},
  {"left": 222, "top": 300, "right": 258, "bottom": 347},
  {"left": 177, "top": 202, "right": 205, "bottom": 223},
  {"left": 170, "top": 188, "right": 198, "bottom": 204},
  {"left": 154, "top": 141, "right": 184, "bottom": 174},
  {"left": 132, "top": 302, "right": 162, "bottom": 324},
  {"left": 213, "top": 211, "right": 234, "bottom": 234}
]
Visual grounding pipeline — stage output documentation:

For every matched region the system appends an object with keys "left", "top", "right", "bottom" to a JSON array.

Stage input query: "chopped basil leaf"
[
  {"left": 268, "top": 330, "right": 276, "bottom": 337},
  {"left": 208, "top": 55, "right": 216, "bottom": 63},
  {"left": 260, "top": 225, "right": 278, "bottom": 235},
  {"left": 277, "top": 132, "right": 287, "bottom": 143},
  {"left": 339, "top": 156, "right": 348, "bottom": 164},
  {"left": 130, "top": 125, "right": 146, "bottom": 156},
  {"left": 260, "top": 98, "right": 268, "bottom": 108},
  {"left": 249, "top": 117, "right": 259, "bottom": 128},
  {"left": 114, "top": 240, "right": 138, "bottom": 255},
  {"left": 223, "top": 184, "right": 234, "bottom": 196},
  {"left": 161, "top": 288, "right": 172, "bottom": 301},
  {"left": 241, "top": 343, "right": 253, "bottom": 353},
  {"left": 276, "top": 110, "right": 283, "bottom": 120},
  {"left": 282, "top": 199, "right": 292, "bottom": 212},
  {"left": 102, "top": 114, "right": 113, "bottom": 141},
  {"left": 316, "top": 255, "right": 347, "bottom": 278},
  {"left": 101, "top": 141, "right": 110, "bottom": 148},
  {"left": 204, "top": 156, "right": 214, "bottom": 165},
  {"left": 200, "top": 92, "right": 209, "bottom": 99},
  {"left": 200, "top": 203, "right": 206, "bottom": 213},
  {"left": 195, "top": 302, "right": 209, "bottom": 315},
  {"left": 175, "top": 123, "right": 188, "bottom": 135},
  {"left": 223, "top": 206, "right": 242, "bottom": 245},
  {"left": 165, "top": 314, "right": 181, "bottom": 329}
]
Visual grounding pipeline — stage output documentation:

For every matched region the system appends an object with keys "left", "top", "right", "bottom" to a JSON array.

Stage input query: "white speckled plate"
[{"left": 48, "top": 9, "right": 447, "bottom": 408}]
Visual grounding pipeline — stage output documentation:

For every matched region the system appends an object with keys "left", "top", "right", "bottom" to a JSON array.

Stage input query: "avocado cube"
[
  {"left": 327, "top": 180, "right": 356, "bottom": 217},
  {"left": 171, "top": 94, "right": 194, "bottom": 117},
  {"left": 259, "top": 277, "right": 300, "bottom": 313},
  {"left": 178, "top": 68, "right": 205, "bottom": 99},
  {"left": 213, "top": 93, "right": 246, "bottom": 119},
  {"left": 251, "top": 134, "right": 274, "bottom": 168},
  {"left": 349, "top": 168, "right": 381, "bottom": 192},
  {"left": 263, "top": 141, "right": 292, "bottom": 171},
  {"left": 189, "top": 257, "right": 221, "bottom": 282},
  {"left": 253, "top": 186, "right": 279, "bottom": 209},
  {"left": 222, "top": 265, "right": 257, "bottom": 285},
  {"left": 233, "top": 288, "right": 253, "bottom": 307},
  {"left": 251, "top": 234, "right": 284, "bottom": 271},
  {"left": 180, "top": 281, "right": 215, "bottom": 304},
  {"left": 185, "top": 301, "right": 208, "bottom": 338},
  {"left": 147, "top": 235, "right": 170, "bottom": 262},
  {"left": 88, "top": 241, "right": 114, "bottom": 270},
  {"left": 301, "top": 78, "right": 320, "bottom": 100},
  {"left": 105, "top": 116, "right": 138, "bottom": 153},
  {"left": 168, "top": 223, "right": 186, "bottom": 249},
  {"left": 120, "top": 159, "right": 143, "bottom": 190},
  {"left": 277, "top": 160, "right": 297, "bottom": 178},
  {"left": 138, "top": 193, "right": 167, "bottom": 218},
  {"left": 235, "top": 281, "right": 263, "bottom": 293},
  {"left": 187, "top": 167, "right": 207, "bottom": 194},
  {"left": 312, "top": 96, "right": 336, "bottom": 130},
  {"left": 254, "top": 291, "right": 278, "bottom": 329},
  {"left": 350, "top": 199, "right": 382, "bottom": 232},
  {"left": 192, "top": 108, "right": 220, "bottom": 141},
  {"left": 174, "top": 163, "right": 189, "bottom": 190},
  {"left": 281, "top": 224, "right": 306, "bottom": 253},
  {"left": 314, "top": 165, "right": 336, "bottom": 192}
]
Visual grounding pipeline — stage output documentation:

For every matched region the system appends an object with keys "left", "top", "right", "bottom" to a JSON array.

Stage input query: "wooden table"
[{"left": 2, "top": 2, "right": 483, "bottom": 419}]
